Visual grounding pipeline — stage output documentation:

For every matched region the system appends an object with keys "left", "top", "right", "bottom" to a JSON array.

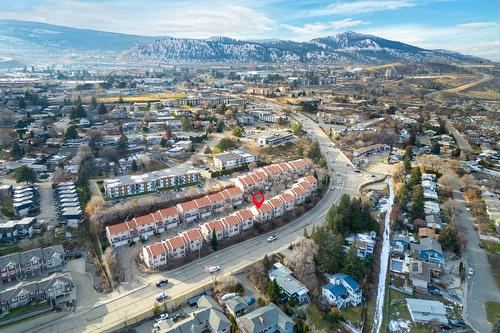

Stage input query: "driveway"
[{"left": 454, "top": 190, "right": 500, "bottom": 333}]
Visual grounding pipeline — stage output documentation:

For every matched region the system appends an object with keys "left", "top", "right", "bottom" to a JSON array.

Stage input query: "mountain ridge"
[{"left": 0, "top": 20, "right": 486, "bottom": 66}]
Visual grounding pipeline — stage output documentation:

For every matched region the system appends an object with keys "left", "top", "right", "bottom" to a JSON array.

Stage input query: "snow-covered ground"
[{"left": 372, "top": 177, "right": 394, "bottom": 333}]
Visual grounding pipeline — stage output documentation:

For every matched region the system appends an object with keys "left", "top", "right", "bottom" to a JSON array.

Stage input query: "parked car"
[
  {"left": 155, "top": 292, "right": 168, "bottom": 302},
  {"left": 156, "top": 279, "right": 169, "bottom": 288},
  {"left": 449, "top": 319, "right": 465, "bottom": 328},
  {"left": 468, "top": 267, "right": 474, "bottom": 276},
  {"left": 479, "top": 242, "right": 484, "bottom": 248},
  {"left": 428, "top": 286, "right": 441, "bottom": 296},
  {"left": 155, "top": 313, "right": 169, "bottom": 323},
  {"left": 208, "top": 266, "right": 221, "bottom": 273},
  {"left": 267, "top": 235, "right": 278, "bottom": 242}
]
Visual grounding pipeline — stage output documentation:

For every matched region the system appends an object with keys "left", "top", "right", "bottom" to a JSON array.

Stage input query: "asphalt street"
[{"left": 454, "top": 190, "right": 500, "bottom": 333}]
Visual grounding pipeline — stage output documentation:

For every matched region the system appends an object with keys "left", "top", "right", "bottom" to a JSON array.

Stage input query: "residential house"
[
  {"left": 0, "top": 217, "right": 39, "bottom": 242},
  {"left": 0, "top": 272, "right": 74, "bottom": 315},
  {"left": 411, "top": 238, "right": 445, "bottom": 266},
  {"left": 238, "top": 303, "right": 293, "bottom": 333},
  {"left": 406, "top": 298, "right": 448, "bottom": 324},
  {"left": 268, "top": 263, "right": 310, "bottom": 304},
  {"left": 234, "top": 209, "right": 254, "bottom": 231},
  {"left": 322, "top": 273, "right": 362, "bottom": 309},
  {"left": 157, "top": 295, "right": 231, "bottom": 333},
  {"left": 224, "top": 295, "right": 249, "bottom": 317},
  {"left": 180, "top": 228, "right": 204, "bottom": 253},
  {"left": 201, "top": 219, "right": 226, "bottom": 241},
  {"left": 0, "top": 245, "right": 65, "bottom": 284}
]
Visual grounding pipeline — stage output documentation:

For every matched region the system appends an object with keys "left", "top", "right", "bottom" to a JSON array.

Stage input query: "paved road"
[
  {"left": 454, "top": 190, "right": 500, "bottom": 333},
  {"left": 426, "top": 71, "right": 494, "bottom": 99},
  {"left": 445, "top": 119, "right": 473, "bottom": 153},
  {"left": 8, "top": 111, "right": 375, "bottom": 333}
]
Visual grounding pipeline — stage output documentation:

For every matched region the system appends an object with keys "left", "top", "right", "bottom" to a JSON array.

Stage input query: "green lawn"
[
  {"left": 0, "top": 244, "right": 22, "bottom": 257},
  {"left": 486, "top": 301, "right": 500, "bottom": 325},
  {"left": 482, "top": 241, "right": 500, "bottom": 255},
  {"left": 0, "top": 302, "right": 51, "bottom": 321},
  {"left": 341, "top": 306, "right": 363, "bottom": 323}
]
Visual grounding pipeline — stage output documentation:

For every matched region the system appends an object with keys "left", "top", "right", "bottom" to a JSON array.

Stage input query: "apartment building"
[
  {"left": 0, "top": 245, "right": 65, "bottom": 284},
  {"left": 0, "top": 272, "right": 74, "bottom": 315},
  {"left": 103, "top": 167, "right": 200, "bottom": 198},
  {"left": 213, "top": 149, "right": 256, "bottom": 170}
]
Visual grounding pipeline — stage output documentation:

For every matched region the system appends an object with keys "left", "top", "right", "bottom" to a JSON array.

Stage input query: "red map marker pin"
[{"left": 252, "top": 192, "right": 265, "bottom": 209}]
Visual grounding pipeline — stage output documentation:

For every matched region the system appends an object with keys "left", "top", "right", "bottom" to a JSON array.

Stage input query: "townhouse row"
[
  {"left": 233, "top": 158, "right": 313, "bottom": 194},
  {"left": 0, "top": 245, "right": 66, "bottom": 285},
  {"left": 105, "top": 158, "right": 314, "bottom": 247},
  {"left": 0, "top": 272, "right": 74, "bottom": 315},
  {"left": 105, "top": 187, "right": 244, "bottom": 247},
  {"left": 142, "top": 176, "right": 318, "bottom": 269}
]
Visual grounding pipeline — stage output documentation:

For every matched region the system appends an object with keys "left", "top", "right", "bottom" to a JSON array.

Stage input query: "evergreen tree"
[
  {"left": 15, "top": 165, "right": 37, "bottom": 184},
  {"left": 70, "top": 104, "right": 86, "bottom": 119},
  {"left": 303, "top": 228, "right": 309, "bottom": 238},
  {"left": 409, "top": 168, "right": 422, "bottom": 188},
  {"left": 403, "top": 154, "right": 411, "bottom": 172},
  {"left": 343, "top": 245, "right": 364, "bottom": 281},
  {"left": 98, "top": 102, "right": 107, "bottom": 115},
  {"left": 438, "top": 225, "right": 461, "bottom": 255},
  {"left": 91, "top": 96, "right": 97, "bottom": 107},
  {"left": 313, "top": 226, "right": 344, "bottom": 273},
  {"left": 131, "top": 159, "right": 138, "bottom": 172},
  {"left": 117, "top": 134, "right": 129, "bottom": 155},
  {"left": 11, "top": 142, "right": 25, "bottom": 160},
  {"left": 210, "top": 230, "right": 218, "bottom": 251},
  {"left": 411, "top": 185, "right": 424, "bottom": 219},
  {"left": 307, "top": 140, "right": 321, "bottom": 162},
  {"left": 216, "top": 120, "right": 225, "bottom": 133},
  {"left": 64, "top": 125, "right": 78, "bottom": 140},
  {"left": 263, "top": 254, "right": 272, "bottom": 271}
]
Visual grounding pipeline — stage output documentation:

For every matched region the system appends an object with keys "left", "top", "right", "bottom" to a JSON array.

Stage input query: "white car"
[
  {"left": 155, "top": 313, "right": 169, "bottom": 323},
  {"left": 336, "top": 180, "right": 341, "bottom": 184},
  {"left": 468, "top": 267, "right": 474, "bottom": 276},
  {"left": 267, "top": 235, "right": 278, "bottom": 242},
  {"left": 208, "top": 265, "right": 221, "bottom": 273}
]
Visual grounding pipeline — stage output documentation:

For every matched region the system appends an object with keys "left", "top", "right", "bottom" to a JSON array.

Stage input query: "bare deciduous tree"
[{"left": 285, "top": 238, "right": 319, "bottom": 293}]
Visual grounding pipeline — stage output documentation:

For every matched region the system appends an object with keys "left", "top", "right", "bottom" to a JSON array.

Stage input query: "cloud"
[
  {"left": 282, "top": 18, "right": 367, "bottom": 39},
  {"left": 358, "top": 23, "right": 500, "bottom": 60},
  {"left": 0, "top": 0, "right": 275, "bottom": 39},
  {"left": 457, "top": 22, "right": 499, "bottom": 29},
  {"left": 306, "top": 0, "right": 415, "bottom": 17}
]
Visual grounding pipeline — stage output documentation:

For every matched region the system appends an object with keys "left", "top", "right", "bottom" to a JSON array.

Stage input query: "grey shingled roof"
[{"left": 238, "top": 303, "right": 293, "bottom": 333}]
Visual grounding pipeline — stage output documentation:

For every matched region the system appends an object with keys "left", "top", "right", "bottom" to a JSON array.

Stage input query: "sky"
[{"left": 1, "top": 0, "right": 499, "bottom": 60}]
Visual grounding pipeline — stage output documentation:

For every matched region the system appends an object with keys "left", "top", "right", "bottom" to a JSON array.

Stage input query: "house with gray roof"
[
  {"left": 224, "top": 295, "right": 249, "bottom": 317},
  {"left": 0, "top": 245, "right": 65, "bottom": 284},
  {"left": 158, "top": 295, "right": 231, "bottom": 333},
  {"left": 411, "top": 238, "right": 445, "bottom": 266},
  {"left": 20, "top": 248, "right": 43, "bottom": 277},
  {"left": 268, "top": 263, "right": 310, "bottom": 304},
  {"left": 0, "top": 272, "right": 74, "bottom": 314},
  {"left": 406, "top": 298, "right": 447, "bottom": 324},
  {"left": 238, "top": 303, "right": 293, "bottom": 333}
]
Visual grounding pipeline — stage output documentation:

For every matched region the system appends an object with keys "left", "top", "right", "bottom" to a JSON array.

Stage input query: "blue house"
[
  {"left": 411, "top": 238, "right": 445, "bottom": 266},
  {"left": 321, "top": 273, "right": 362, "bottom": 309}
]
